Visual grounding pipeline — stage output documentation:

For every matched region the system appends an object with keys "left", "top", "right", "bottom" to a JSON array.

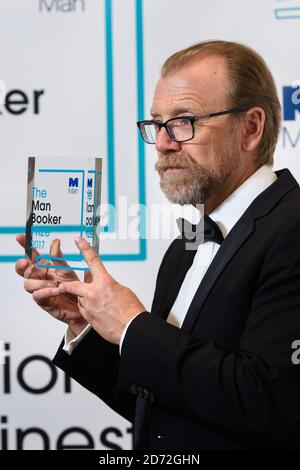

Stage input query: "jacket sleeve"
[
  {"left": 118, "top": 219, "right": 300, "bottom": 441},
  {"left": 53, "top": 328, "right": 136, "bottom": 423}
]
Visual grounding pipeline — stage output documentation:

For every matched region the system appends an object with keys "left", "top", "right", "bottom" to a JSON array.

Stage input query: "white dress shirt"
[{"left": 63, "top": 164, "right": 277, "bottom": 354}]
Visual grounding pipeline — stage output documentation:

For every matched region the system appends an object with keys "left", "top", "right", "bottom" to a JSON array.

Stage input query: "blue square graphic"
[{"left": 0, "top": 0, "right": 146, "bottom": 263}]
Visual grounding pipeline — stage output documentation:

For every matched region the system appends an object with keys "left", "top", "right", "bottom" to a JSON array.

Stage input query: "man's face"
[{"left": 152, "top": 55, "right": 242, "bottom": 207}]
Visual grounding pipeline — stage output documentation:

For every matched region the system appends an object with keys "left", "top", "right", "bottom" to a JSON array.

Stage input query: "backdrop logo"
[
  {"left": 39, "top": 0, "right": 86, "bottom": 12},
  {"left": 68, "top": 177, "right": 79, "bottom": 188},
  {"left": 282, "top": 83, "right": 300, "bottom": 148},
  {"left": 68, "top": 177, "right": 79, "bottom": 195},
  {"left": 0, "top": 86, "right": 45, "bottom": 116},
  {"left": 283, "top": 85, "right": 300, "bottom": 120}
]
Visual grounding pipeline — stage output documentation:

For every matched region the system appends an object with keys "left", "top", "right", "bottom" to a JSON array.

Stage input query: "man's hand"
[
  {"left": 15, "top": 234, "right": 88, "bottom": 337},
  {"left": 58, "top": 237, "right": 146, "bottom": 345}
]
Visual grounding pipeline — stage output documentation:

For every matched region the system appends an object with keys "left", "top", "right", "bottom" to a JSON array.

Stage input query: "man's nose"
[{"left": 155, "top": 127, "right": 182, "bottom": 153}]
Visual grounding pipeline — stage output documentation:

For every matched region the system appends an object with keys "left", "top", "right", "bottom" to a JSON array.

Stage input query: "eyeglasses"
[{"left": 136, "top": 107, "right": 246, "bottom": 144}]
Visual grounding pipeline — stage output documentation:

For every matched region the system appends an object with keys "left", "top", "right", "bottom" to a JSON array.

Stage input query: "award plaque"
[{"left": 25, "top": 157, "right": 102, "bottom": 271}]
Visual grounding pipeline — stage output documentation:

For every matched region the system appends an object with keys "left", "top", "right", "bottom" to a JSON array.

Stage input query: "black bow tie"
[{"left": 176, "top": 214, "right": 224, "bottom": 246}]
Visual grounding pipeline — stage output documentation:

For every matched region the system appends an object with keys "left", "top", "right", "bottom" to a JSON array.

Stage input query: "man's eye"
[{"left": 175, "top": 117, "right": 192, "bottom": 126}]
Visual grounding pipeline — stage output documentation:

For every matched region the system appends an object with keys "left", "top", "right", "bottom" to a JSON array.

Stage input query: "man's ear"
[{"left": 241, "top": 107, "right": 265, "bottom": 153}]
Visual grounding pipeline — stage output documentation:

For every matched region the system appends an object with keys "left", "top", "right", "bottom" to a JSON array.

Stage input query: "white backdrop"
[{"left": 1, "top": 0, "right": 300, "bottom": 450}]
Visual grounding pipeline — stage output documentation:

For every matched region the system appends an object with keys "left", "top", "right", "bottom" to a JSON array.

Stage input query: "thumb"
[
  {"left": 50, "top": 239, "right": 66, "bottom": 265},
  {"left": 50, "top": 239, "right": 78, "bottom": 280}
]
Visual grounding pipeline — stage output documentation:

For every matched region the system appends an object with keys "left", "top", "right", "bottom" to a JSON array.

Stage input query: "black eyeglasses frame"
[{"left": 136, "top": 107, "right": 247, "bottom": 144}]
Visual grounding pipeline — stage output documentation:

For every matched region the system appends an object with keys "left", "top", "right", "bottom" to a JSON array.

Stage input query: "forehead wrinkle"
[
  {"left": 152, "top": 80, "right": 227, "bottom": 119},
  {"left": 152, "top": 88, "right": 208, "bottom": 116},
  {"left": 151, "top": 95, "right": 211, "bottom": 118}
]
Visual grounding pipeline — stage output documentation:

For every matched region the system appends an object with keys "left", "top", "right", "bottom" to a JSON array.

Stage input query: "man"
[{"left": 16, "top": 40, "right": 300, "bottom": 449}]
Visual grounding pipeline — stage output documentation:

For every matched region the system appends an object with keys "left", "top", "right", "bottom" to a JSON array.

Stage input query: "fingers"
[
  {"left": 16, "top": 234, "right": 26, "bottom": 248},
  {"left": 15, "top": 257, "right": 45, "bottom": 281},
  {"left": 15, "top": 257, "right": 41, "bottom": 280},
  {"left": 32, "top": 286, "right": 61, "bottom": 302},
  {"left": 16, "top": 233, "right": 40, "bottom": 264},
  {"left": 15, "top": 258, "right": 31, "bottom": 277},
  {"left": 75, "top": 237, "right": 109, "bottom": 281},
  {"left": 24, "top": 279, "right": 58, "bottom": 294},
  {"left": 59, "top": 280, "right": 86, "bottom": 297},
  {"left": 23, "top": 264, "right": 40, "bottom": 280},
  {"left": 22, "top": 277, "right": 61, "bottom": 303}
]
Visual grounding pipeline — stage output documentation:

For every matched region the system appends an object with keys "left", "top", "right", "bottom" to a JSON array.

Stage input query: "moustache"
[{"left": 155, "top": 155, "right": 199, "bottom": 172}]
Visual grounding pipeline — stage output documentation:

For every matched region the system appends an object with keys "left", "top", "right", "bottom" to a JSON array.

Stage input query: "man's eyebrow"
[
  {"left": 149, "top": 110, "right": 161, "bottom": 119},
  {"left": 150, "top": 106, "right": 203, "bottom": 119}
]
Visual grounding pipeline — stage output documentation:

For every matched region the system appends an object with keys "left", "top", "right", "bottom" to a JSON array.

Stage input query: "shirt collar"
[{"left": 210, "top": 165, "right": 277, "bottom": 238}]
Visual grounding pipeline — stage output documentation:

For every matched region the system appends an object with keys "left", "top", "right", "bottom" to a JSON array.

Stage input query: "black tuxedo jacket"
[{"left": 53, "top": 169, "right": 300, "bottom": 450}]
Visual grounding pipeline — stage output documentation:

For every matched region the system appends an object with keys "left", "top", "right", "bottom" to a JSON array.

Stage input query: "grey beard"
[
  {"left": 157, "top": 142, "right": 241, "bottom": 206},
  {"left": 158, "top": 163, "right": 230, "bottom": 206},
  {"left": 159, "top": 177, "right": 212, "bottom": 205},
  {"left": 158, "top": 150, "right": 240, "bottom": 206}
]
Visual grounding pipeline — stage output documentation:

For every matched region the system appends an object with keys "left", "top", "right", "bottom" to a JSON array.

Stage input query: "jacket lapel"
[
  {"left": 181, "top": 217, "right": 254, "bottom": 332},
  {"left": 151, "top": 239, "right": 197, "bottom": 320},
  {"left": 162, "top": 246, "right": 197, "bottom": 320}
]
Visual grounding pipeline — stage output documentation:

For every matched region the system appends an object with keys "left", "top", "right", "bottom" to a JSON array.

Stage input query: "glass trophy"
[{"left": 25, "top": 157, "right": 102, "bottom": 271}]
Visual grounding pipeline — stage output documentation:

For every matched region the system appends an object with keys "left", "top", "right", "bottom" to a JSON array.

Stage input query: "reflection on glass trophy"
[{"left": 25, "top": 157, "right": 102, "bottom": 271}]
